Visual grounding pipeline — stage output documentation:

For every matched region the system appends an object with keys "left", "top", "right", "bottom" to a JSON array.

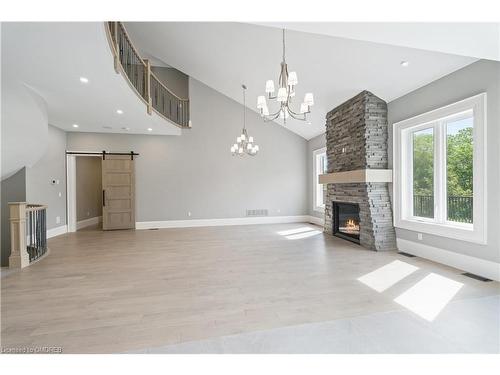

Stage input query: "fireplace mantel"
[{"left": 319, "top": 169, "right": 392, "bottom": 184}]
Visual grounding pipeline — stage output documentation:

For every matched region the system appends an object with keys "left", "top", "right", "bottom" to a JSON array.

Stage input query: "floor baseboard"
[
  {"left": 396, "top": 238, "right": 500, "bottom": 282},
  {"left": 76, "top": 216, "right": 102, "bottom": 230},
  {"left": 47, "top": 225, "right": 68, "bottom": 239},
  {"left": 308, "top": 215, "right": 324, "bottom": 226},
  {"left": 136, "top": 215, "right": 320, "bottom": 230}
]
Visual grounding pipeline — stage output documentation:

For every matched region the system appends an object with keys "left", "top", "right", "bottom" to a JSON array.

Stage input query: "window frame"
[
  {"left": 313, "top": 147, "right": 327, "bottom": 213},
  {"left": 393, "top": 93, "right": 487, "bottom": 244}
]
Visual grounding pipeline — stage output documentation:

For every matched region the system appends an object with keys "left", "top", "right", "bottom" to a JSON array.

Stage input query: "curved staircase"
[{"left": 106, "top": 22, "right": 191, "bottom": 129}]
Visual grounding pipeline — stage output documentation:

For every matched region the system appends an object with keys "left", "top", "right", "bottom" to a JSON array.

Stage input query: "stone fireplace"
[{"left": 320, "top": 91, "right": 396, "bottom": 251}]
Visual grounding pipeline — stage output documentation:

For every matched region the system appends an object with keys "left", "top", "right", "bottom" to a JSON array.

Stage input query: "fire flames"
[{"left": 341, "top": 219, "right": 360, "bottom": 234}]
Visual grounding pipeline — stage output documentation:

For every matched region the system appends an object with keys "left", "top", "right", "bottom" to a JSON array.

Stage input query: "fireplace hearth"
[{"left": 333, "top": 202, "right": 360, "bottom": 244}]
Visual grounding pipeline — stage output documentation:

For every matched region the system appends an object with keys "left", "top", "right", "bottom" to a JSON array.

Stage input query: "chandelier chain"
[
  {"left": 243, "top": 85, "right": 246, "bottom": 130},
  {"left": 282, "top": 29, "right": 286, "bottom": 62}
]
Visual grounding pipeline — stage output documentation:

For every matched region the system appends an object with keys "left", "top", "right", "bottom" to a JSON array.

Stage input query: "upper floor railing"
[
  {"left": 106, "top": 22, "right": 191, "bottom": 129},
  {"left": 413, "top": 195, "right": 473, "bottom": 223}
]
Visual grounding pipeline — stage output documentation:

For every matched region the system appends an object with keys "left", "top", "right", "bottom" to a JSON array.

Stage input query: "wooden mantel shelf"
[{"left": 319, "top": 169, "right": 392, "bottom": 184}]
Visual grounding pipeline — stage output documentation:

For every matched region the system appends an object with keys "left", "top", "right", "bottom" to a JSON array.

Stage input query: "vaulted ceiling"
[
  {"left": 4, "top": 22, "right": 496, "bottom": 142},
  {"left": 124, "top": 22, "right": 482, "bottom": 139}
]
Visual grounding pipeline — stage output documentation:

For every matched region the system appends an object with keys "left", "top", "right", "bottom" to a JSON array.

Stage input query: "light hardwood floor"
[{"left": 1, "top": 223, "right": 498, "bottom": 353}]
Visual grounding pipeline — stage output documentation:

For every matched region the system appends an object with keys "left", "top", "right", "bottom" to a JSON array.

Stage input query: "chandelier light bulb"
[
  {"left": 265, "top": 80, "right": 275, "bottom": 93},
  {"left": 304, "top": 93, "right": 314, "bottom": 106},
  {"left": 241, "top": 133, "right": 246, "bottom": 141},
  {"left": 237, "top": 136, "right": 241, "bottom": 143},
  {"left": 254, "top": 145, "right": 259, "bottom": 152},
  {"left": 288, "top": 72, "right": 298, "bottom": 86},
  {"left": 257, "top": 95, "right": 267, "bottom": 109},
  {"left": 248, "top": 136, "right": 254, "bottom": 143},
  {"left": 262, "top": 106, "right": 269, "bottom": 116},
  {"left": 277, "top": 87, "right": 288, "bottom": 102}
]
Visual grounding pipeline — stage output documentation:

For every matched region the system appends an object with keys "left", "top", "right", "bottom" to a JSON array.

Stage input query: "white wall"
[
  {"left": 25, "top": 125, "right": 67, "bottom": 230},
  {"left": 388, "top": 60, "right": 500, "bottom": 264}
]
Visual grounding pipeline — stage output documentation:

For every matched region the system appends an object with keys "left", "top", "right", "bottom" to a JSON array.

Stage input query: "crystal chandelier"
[
  {"left": 257, "top": 29, "right": 314, "bottom": 124},
  {"left": 231, "top": 84, "right": 259, "bottom": 156}
]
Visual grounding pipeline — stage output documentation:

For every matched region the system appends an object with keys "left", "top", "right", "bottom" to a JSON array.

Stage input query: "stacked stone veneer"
[{"left": 324, "top": 91, "right": 396, "bottom": 251}]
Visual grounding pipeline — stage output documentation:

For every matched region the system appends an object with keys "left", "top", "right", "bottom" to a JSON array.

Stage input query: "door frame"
[{"left": 65, "top": 151, "right": 103, "bottom": 233}]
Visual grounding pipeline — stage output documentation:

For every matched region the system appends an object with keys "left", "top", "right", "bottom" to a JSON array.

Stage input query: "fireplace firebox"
[{"left": 333, "top": 202, "right": 360, "bottom": 244}]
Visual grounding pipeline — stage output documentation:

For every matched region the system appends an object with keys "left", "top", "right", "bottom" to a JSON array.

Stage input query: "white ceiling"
[
  {"left": 125, "top": 22, "right": 477, "bottom": 140},
  {"left": 2, "top": 23, "right": 181, "bottom": 136},
  {"left": 256, "top": 22, "right": 500, "bottom": 62}
]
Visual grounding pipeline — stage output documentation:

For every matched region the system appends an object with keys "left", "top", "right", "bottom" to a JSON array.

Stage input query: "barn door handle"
[{"left": 103, "top": 190, "right": 106, "bottom": 206}]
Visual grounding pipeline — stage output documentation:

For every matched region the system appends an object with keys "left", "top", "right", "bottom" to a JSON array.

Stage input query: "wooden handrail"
[
  {"left": 105, "top": 21, "right": 191, "bottom": 129},
  {"left": 26, "top": 204, "right": 48, "bottom": 212},
  {"left": 116, "top": 22, "right": 147, "bottom": 68}
]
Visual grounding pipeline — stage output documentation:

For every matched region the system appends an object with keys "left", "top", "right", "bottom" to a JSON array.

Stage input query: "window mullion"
[{"left": 435, "top": 121, "right": 446, "bottom": 224}]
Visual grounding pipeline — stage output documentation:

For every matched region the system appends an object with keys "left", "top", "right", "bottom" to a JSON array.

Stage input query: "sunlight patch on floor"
[
  {"left": 276, "top": 226, "right": 322, "bottom": 240},
  {"left": 357, "top": 260, "right": 419, "bottom": 292},
  {"left": 277, "top": 227, "right": 315, "bottom": 236},
  {"left": 394, "top": 273, "right": 464, "bottom": 321},
  {"left": 285, "top": 230, "right": 322, "bottom": 240}
]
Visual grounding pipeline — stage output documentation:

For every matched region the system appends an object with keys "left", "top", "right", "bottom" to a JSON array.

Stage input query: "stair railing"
[
  {"left": 9, "top": 202, "right": 49, "bottom": 269},
  {"left": 106, "top": 22, "right": 191, "bottom": 129}
]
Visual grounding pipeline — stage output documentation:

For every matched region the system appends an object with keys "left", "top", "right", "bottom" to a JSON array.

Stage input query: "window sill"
[{"left": 395, "top": 218, "right": 486, "bottom": 245}]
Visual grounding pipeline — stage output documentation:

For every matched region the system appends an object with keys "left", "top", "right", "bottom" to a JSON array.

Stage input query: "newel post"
[{"left": 9, "top": 202, "right": 29, "bottom": 269}]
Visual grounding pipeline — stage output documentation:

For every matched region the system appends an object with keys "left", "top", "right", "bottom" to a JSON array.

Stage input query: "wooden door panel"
[
  {"left": 104, "top": 173, "right": 131, "bottom": 185},
  {"left": 105, "top": 186, "right": 131, "bottom": 196},
  {"left": 107, "top": 199, "right": 131, "bottom": 209},
  {"left": 102, "top": 155, "right": 135, "bottom": 230}
]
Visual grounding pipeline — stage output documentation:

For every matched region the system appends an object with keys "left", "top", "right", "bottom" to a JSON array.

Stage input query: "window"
[
  {"left": 393, "top": 94, "right": 486, "bottom": 244},
  {"left": 313, "top": 147, "right": 327, "bottom": 212}
]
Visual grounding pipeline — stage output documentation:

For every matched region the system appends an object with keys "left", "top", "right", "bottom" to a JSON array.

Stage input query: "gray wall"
[
  {"left": 151, "top": 66, "right": 189, "bottom": 99},
  {"left": 25, "top": 125, "right": 67, "bottom": 230},
  {"left": 388, "top": 60, "right": 500, "bottom": 263},
  {"left": 76, "top": 156, "right": 102, "bottom": 222},
  {"left": 307, "top": 133, "right": 326, "bottom": 219},
  {"left": 67, "top": 78, "right": 308, "bottom": 222},
  {"left": 1, "top": 168, "right": 26, "bottom": 266}
]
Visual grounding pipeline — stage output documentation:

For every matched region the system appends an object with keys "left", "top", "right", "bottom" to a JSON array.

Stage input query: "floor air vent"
[
  {"left": 246, "top": 209, "right": 268, "bottom": 217},
  {"left": 462, "top": 272, "right": 492, "bottom": 282},
  {"left": 398, "top": 252, "right": 416, "bottom": 258}
]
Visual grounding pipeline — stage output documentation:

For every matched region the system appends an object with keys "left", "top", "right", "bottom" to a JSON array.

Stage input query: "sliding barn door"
[{"left": 102, "top": 155, "right": 135, "bottom": 230}]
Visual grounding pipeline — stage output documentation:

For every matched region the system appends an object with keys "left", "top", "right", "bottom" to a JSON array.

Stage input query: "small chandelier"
[
  {"left": 231, "top": 84, "right": 259, "bottom": 156},
  {"left": 257, "top": 29, "right": 314, "bottom": 124}
]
